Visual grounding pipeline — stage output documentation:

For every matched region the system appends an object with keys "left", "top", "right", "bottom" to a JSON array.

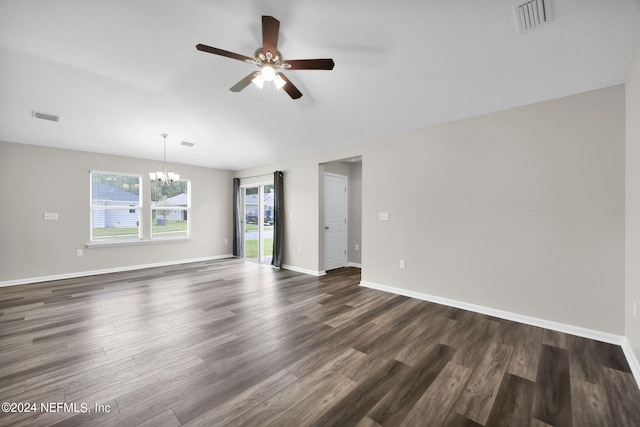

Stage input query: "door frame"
[{"left": 241, "top": 180, "right": 273, "bottom": 264}]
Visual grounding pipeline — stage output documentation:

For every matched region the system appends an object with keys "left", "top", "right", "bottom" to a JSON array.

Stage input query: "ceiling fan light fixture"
[
  {"left": 261, "top": 64, "right": 276, "bottom": 81},
  {"left": 196, "top": 15, "right": 334, "bottom": 99},
  {"left": 251, "top": 73, "right": 265, "bottom": 89},
  {"left": 274, "top": 74, "right": 286, "bottom": 90}
]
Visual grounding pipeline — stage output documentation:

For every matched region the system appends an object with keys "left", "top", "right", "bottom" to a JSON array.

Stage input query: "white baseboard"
[
  {"left": 360, "top": 281, "right": 640, "bottom": 388},
  {"left": 347, "top": 262, "right": 362, "bottom": 268},
  {"left": 282, "top": 264, "right": 326, "bottom": 276},
  {"left": 360, "top": 279, "right": 640, "bottom": 388},
  {"left": 0, "top": 255, "right": 235, "bottom": 288},
  {"left": 622, "top": 338, "right": 640, "bottom": 388},
  {"left": 359, "top": 280, "right": 625, "bottom": 346}
]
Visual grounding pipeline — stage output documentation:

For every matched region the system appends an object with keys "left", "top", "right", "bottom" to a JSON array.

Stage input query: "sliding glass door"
[{"left": 243, "top": 184, "right": 274, "bottom": 264}]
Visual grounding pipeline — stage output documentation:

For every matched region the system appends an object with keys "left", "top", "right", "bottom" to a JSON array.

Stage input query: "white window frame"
[
  {"left": 90, "top": 171, "right": 143, "bottom": 243},
  {"left": 150, "top": 179, "right": 192, "bottom": 240}
]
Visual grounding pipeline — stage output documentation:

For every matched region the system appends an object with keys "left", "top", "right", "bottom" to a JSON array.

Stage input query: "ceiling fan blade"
[
  {"left": 196, "top": 44, "right": 254, "bottom": 63},
  {"left": 230, "top": 72, "right": 260, "bottom": 92},
  {"left": 284, "top": 59, "right": 335, "bottom": 70},
  {"left": 262, "top": 16, "right": 280, "bottom": 57},
  {"left": 277, "top": 73, "right": 302, "bottom": 99}
]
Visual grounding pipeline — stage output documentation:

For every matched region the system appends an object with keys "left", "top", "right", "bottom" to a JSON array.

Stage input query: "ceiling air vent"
[
  {"left": 180, "top": 141, "right": 195, "bottom": 147},
  {"left": 514, "top": 0, "right": 549, "bottom": 33},
  {"left": 32, "top": 110, "right": 61, "bottom": 122}
]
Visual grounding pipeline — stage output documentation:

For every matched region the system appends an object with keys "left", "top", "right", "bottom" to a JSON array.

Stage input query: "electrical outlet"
[
  {"left": 224, "top": 238, "right": 228, "bottom": 244},
  {"left": 298, "top": 246, "right": 302, "bottom": 253},
  {"left": 355, "top": 243, "right": 359, "bottom": 251},
  {"left": 399, "top": 259, "right": 406, "bottom": 269}
]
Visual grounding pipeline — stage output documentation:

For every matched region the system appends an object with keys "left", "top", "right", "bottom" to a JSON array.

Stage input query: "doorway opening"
[
  {"left": 321, "top": 157, "right": 362, "bottom": 273},
  {"left": 243, "top": 183, "right": 274, "bottom": 264}
]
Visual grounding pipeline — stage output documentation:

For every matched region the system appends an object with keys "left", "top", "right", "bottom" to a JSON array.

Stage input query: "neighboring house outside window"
[
  {"left": 90, "top": 172, "right": 142, "bottom": 242},
  {"left": 151, "top": 180, "right": 191, "bottom": 239}
]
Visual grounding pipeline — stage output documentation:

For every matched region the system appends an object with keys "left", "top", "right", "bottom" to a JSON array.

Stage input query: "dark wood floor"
[{"left": 1, "top": 259, "right": 639, "bottom": 427}]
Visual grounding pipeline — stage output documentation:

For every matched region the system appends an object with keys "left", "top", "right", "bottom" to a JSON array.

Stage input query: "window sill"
[{"left": 86, "top": 237, "right": 192, "bottom": 248}]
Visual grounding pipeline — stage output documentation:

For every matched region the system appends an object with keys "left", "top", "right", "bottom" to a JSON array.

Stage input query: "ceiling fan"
[{"left": 196, "top": 16, "right": 334, "bottom": 100}]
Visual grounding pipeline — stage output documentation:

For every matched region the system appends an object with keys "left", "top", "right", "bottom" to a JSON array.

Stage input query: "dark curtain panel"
[
  {"left": 271, "top": 171, "right": 284, "bottom": 268},
  {"left": 232, "top": 177, "right": 243, "bottom": 257}
]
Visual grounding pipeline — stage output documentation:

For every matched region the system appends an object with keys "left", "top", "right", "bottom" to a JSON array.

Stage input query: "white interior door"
[{"left": 324, "top": 173, "right": 347, "bottom": 271}]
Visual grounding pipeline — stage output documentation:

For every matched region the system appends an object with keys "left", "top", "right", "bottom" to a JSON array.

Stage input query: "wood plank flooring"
[{"left": 0, "top": 259, "right": 639, "bottom": 426}]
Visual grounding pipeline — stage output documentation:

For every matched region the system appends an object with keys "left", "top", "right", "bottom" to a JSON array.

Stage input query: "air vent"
[
  {"left": 32, "top": 110, "right": 61, "bottom": 122},
  {"left": 514, "top": 0, "right": 549, "bottom": 33},
  {"left": 180, "top": 141, "right": 195, "bottom": 147}
]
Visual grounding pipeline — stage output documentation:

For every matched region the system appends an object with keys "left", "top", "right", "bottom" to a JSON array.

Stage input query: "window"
[
  {"left": 151, "top": 179, "right": 191, "bottom": 239},
  {"left": 90, "top": 172, "right": 142, "bottom": 241}
]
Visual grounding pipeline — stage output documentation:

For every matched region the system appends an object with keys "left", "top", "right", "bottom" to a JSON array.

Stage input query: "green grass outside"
[
  {"left": 93, "top": 220, "right": 187, "bottom": 239},
  {"left": 244, "top": 224, "right": 274, "bottom": 258},
  {"left": 152, "top": 220, "right": 188, "bottom": 234},
  {"left": 245, "top": 224, "right": 273, "bottom": 232},
  {"left": 245, "top": 238, "right": 273, "bottom": 258},
  {"left": 93, "top": 226, "right": 138, "bottom": 239}
]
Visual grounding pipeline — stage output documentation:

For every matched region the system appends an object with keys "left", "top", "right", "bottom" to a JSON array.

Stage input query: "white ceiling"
[{"left": 1, "top": 0, "right": 639, "bottom": 170}]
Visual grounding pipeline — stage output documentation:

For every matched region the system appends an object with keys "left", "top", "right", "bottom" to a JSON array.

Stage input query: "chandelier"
[{"left": 149, "top": 134, "right": 179, "bottom": 184}]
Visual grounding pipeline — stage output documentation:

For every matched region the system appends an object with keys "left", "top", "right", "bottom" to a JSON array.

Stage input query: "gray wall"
[
  {"left": 626, "top": 37, "right": 640, "bottom": 365},
  {"left": 362, "top": 86, "right": 624, "bottom": 334},
  {"left": 237, "top": 85, "right": 625, "bottom": 334},
  {"left": 0, "top": 141, "right": 234, "bottom": 283}
]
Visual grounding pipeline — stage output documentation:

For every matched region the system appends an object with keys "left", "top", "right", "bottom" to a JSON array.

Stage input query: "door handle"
[{"left": 324, "top": 226, "right": 329, "bottom": 230}]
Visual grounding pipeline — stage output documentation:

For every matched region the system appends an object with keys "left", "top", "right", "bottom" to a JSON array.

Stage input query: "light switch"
[
  {"left": 44, "top": 212, "right": 59, "bottom": 220},
  {"left": 378, "top": 212, "right": 389, "bottom": 221}
]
